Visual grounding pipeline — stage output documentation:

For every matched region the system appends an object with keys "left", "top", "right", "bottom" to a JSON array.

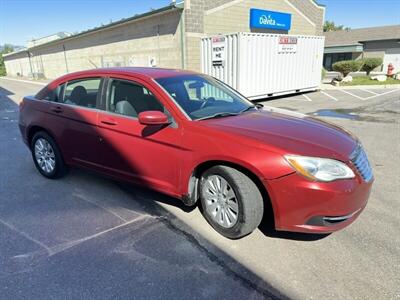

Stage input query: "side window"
[
  {"left": 63, "top": 78, "right": 101, "bottom": 108},
  {"left": 106, "top": 79, "right": 165, "bottom": 118},
  {"left": 36, "top": 85, "right": 62, "bottom": 102}
]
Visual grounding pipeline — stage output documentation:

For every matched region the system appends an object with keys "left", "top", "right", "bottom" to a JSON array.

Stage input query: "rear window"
[{"left": 35, "top": 85, "right": 61, "bottom": 102}]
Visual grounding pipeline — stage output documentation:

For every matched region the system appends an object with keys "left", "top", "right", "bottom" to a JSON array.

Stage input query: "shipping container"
[{"left": 201, "top": 33, "right": 325, "bottom": 100}]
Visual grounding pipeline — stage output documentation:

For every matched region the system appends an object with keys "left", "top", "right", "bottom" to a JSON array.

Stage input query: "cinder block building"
[
  {"left": 4, "top": 0, "right": 325, "bottom": 79},
  {"left": 323, "top": 25, "right": 400, "bottom": 71}
]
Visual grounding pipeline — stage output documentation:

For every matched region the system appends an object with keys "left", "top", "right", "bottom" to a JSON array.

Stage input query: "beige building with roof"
[
  {"left": 3, "top": 0, "right": 325, "bottom": 79},
  {"left": 323, "top": 25, "right": 400, "bottom": 72}
]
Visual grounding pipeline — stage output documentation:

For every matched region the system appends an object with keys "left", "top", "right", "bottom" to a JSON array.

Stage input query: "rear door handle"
[
  {"left": 50, "top": 106, "right": 63, "bottom": 113},
  {"left": 100, "top": 119, "right": 118, "bottom": 126}
]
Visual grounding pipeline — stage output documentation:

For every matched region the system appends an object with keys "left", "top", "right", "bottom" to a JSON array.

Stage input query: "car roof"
[{"left": 56, "top": 67, "right": 199, "bottom": 83}]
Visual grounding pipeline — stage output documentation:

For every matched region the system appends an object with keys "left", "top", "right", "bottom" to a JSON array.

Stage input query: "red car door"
[
  {"left": 53, "top": 77, "right": 103, "bottom": 169},
  {"left": 96, "top": 77, "right": 182, "bottom": 196}
]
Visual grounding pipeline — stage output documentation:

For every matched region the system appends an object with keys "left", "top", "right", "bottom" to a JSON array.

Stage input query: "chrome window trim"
[{"left": 43, "top": 99, "right": 101, "bottom": 112}]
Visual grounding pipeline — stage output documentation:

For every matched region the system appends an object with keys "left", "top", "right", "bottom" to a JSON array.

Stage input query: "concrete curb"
[
  {"left": 0, "top": 76, "right": 48, "bottom": 86},
  {"left": 321, "top": 83, "right": 400, "bottom": 90}
]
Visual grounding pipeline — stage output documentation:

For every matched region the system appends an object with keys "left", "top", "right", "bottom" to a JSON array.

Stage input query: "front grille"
[{"left": 350, "top": 144, "right": 373, "bottom": 182}]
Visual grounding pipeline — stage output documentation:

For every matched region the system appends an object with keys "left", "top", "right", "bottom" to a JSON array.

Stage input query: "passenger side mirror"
[{"left": 138, "top": 111, "right": 170, "bottom": 125}]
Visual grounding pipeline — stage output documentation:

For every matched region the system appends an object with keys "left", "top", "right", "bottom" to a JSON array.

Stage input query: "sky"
[
  {"left": 318, "top": 0, "right": 400, "bottom": 28},
  {"left": 1, "top": 0, "right": 399, "bottom": 46}
]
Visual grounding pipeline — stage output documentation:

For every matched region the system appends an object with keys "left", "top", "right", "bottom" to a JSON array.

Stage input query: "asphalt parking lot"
[{"left": 1, "top": 77, "right": 399, "bottom": 299}]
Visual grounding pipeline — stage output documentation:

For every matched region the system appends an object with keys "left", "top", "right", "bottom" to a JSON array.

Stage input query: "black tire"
[
  {"left": 200, "top": 165, "right": 264, "bottom": 239},
  {"left": 30, "top": 131, "right": 68, "bottom": 179}
]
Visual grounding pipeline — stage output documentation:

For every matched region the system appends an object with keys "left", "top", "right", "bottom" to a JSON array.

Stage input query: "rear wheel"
[
  {"left": 30, "top": 131, "right": 67, "bottom": 179},
  {"left": 200, "top": 165, "right": 264, "bottom": 239}
]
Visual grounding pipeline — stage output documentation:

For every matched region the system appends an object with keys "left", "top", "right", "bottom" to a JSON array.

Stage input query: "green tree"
[
  {"left": 323, "top": 21, "right": 350, "bottom": 32},
  {"left": 0, "top": 44, "right": 14, "bottom": 76},
  {"left": 361, "top": 58, "right": 383, "bottom": 75},
  {"left": 333, "top": 60, "right": 363, "bottom": 77}
]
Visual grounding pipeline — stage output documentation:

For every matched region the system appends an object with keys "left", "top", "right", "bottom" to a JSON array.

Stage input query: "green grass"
[{"left": 341, "top": 76, "right": 399, "bottom": 86}]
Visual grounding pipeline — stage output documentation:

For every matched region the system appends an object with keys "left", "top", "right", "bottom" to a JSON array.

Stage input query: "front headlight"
[{"left": 284, "top": 155, "right": 355, "bottom": 182}]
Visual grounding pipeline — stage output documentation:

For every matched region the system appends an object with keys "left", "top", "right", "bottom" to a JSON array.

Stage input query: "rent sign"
[{"left": 211, "top": 36, "right": 226, "bottom": 66}]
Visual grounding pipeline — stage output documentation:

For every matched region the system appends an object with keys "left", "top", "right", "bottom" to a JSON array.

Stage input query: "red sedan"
[{"left": 18, "top": 68, "right": 373, "bottom": 239}]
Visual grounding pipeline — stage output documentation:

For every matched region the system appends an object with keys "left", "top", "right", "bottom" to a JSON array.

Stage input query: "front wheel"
[{"left": 200, "top": 165, "right": 264, "bottom": 239}]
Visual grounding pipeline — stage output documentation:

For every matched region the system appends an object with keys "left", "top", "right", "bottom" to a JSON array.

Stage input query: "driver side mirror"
[{"left": 138, "top": 111, "right": 170, "bottom": 125}]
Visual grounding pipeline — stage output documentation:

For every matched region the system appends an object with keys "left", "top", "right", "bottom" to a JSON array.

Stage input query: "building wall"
[
  {"left": 203, "top": 0, "right": 317, "bottom": 35},
  {"left": 363, "top": 40, "right": 400, "bottom": 52},
  {"left": 4, "top": 9, "right": 184, "bottom": 79},
  {"left": 185, "top": 0, "right": 324, "bottom": 35},
  {"left": 363, "top": 40, "right": 400, "bottom": 72},
  {"left": 4, "top": 1, "right": 325, "bottom": 77},
  {"left": 184, "top": 0, "right": 325, "bottom": 71},
  {"left": 352, "top": 52, "right": 362, "bottom": 60},
  {"left": 3, "top": 51, "right": 31, "bottom": 77}
]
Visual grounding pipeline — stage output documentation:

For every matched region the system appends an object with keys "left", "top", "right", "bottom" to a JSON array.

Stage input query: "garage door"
[{"left": 383, "top": 48, "right": 400, "bottom": 74}]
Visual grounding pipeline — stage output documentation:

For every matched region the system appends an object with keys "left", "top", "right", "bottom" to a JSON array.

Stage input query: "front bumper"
[{"left": 265, "top": 173, "right": 373, "bottom": 233}]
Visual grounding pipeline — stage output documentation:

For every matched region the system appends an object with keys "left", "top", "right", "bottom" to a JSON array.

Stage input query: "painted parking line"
[
  {"left": 363, "top": 89, "right": 400, "bottom": 100},
  {"left": 359, "top": 89, "right": 379, "bottom": 95},
  {"left": 363, "top": 88, "right": 399, "bottom": 95},
  {"left": 337, "top": 88, "right": 399, "bottom": 101},
  {"left": 339, "top": 89, "right": 365, "bottom": 100},
  {"left": 302, "top": 93, "right": 312, "bottom": 102},
  {"left": 320, "top": 91, "right": 338, "bottom": 101},
  {"left": 346, "top": 89, "right": 381, "bottom": 98}
]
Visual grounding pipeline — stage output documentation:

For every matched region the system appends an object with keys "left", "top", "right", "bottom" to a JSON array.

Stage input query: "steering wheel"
[{"left": 200, "top": 97, "right": 216, "bottom": 109}]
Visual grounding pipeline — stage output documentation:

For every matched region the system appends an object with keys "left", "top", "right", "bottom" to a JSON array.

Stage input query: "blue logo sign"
[{"left": 250, "top": 8, "right": 291, "bottom": 31}]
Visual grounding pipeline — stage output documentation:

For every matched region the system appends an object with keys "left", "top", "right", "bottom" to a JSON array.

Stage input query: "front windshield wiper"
[
  {"left": 239, "top": 105, "right": 256, "bottom": 113},
  {"left": 196, "top": 112, "right": 241, "bottom": 121},
  {"left": 238, "top": 103, "right": 264, "bottom": 114},
  {"left": 197, "top": 104, "right": 264, "bottom": 121}
]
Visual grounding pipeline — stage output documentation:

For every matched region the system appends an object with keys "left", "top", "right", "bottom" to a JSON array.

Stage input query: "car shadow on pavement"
[{"left": 0, "top": 88, "right": 289, "bottom": 299}]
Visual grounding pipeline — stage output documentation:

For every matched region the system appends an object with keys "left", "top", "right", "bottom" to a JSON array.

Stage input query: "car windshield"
[{"left": 155, "top": 75, "right": 255, "bottom": 120}]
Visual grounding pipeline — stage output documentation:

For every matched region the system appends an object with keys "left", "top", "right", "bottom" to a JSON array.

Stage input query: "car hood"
[{"left": 200, "top": 107, "right": 358, "bottom": 161}]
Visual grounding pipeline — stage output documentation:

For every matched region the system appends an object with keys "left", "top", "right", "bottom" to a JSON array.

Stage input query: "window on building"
[{"left": 323, "top": 53, "right": 354, "bottom": 71}]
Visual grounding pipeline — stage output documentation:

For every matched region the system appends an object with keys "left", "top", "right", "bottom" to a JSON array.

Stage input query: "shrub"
[
  {"left": 321, "top": 67, "right": 327, "bottom": 80},
  {"left": 361, "top": 57, "right": 383, "bottom": 75},
  {"left": 332, "top": 60, "right": 363, "bottom": 77},
  {"left": 0, "top": 54, "right": 6, "bottom": 76}
]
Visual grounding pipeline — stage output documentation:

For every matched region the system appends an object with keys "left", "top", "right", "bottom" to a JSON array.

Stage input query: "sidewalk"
[
  {"left": 2, "top": 75, "right": 400, "bottom": 91},
  {"left": 0, "top": 76, "right": 49, "bottom": 86},
  {"left": 321, "top": 82, "right": 400, "bottom": 90}
]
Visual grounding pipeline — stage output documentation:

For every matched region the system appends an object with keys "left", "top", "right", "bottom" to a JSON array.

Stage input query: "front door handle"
[
  {"left": 100, "top": 119, "right": 118, "bottom": 126},
  {"left": 50, "top": 106, "right": 63, "bottom": 113}
]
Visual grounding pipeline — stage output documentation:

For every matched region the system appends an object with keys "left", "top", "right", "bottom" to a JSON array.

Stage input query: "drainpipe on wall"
[
  {"left": 179, "top": 11, "right": 185, "bottom": 69},
  {"left": 63, "top": 44, "right": 69, "bottom": 73},
  {"left": 27, "top": 51, "right": 34, "bottom": 79},
  {"left": 157, "top": 24, "right": 160, "bottom": 67}
]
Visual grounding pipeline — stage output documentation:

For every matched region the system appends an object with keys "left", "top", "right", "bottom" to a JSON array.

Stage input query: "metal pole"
[
  {"left": 157, "top": 24, "right": 160, "bottom": 67},
  {"left": 180, "top": 11, "right": 185, "bottom": 69},
  {"left": 27, "top": 51, "right": 33, "bottom": 78},
  {"left": 63, "top": 44, "right": 69, "bottom": 73}
]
